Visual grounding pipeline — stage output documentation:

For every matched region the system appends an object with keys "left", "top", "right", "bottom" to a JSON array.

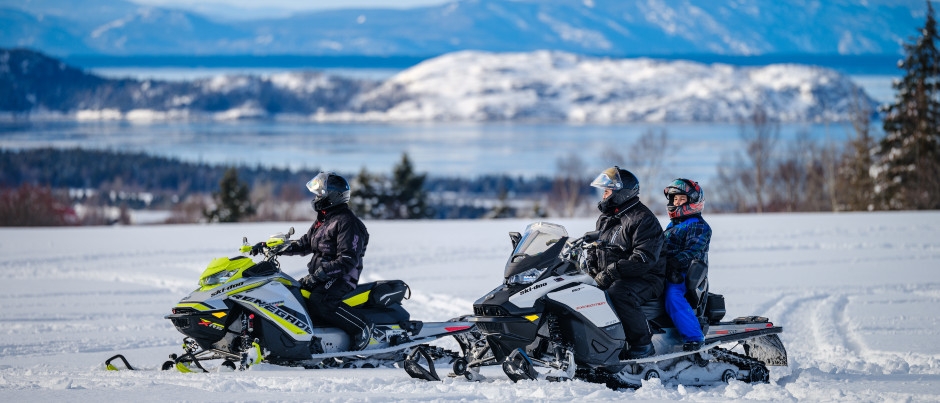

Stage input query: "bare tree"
[
  {"left": 549, "top": 152, "right": 588, "bottom": 217},
  {"left": 601, "top": 128, "right": 673, "bottom": 214},
  {"left": 739, "top": 107, "right": 780, "bottom": 213},
  {"left": 837, "top": 88, "right": 878, "bottom": 211},
  {"left": 714, "top": 152, "right": 754, "bottom": 212}
]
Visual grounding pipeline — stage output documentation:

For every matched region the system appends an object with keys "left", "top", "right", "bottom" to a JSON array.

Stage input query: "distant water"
[{"left": 0, "top": 120, "right": 877, "bottom": 186}]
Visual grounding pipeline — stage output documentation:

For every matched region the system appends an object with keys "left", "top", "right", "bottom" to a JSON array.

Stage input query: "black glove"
[
  {"left": 298, "top": 274, "right": 317, "bottom": 289},
  {"left": 584, "top": 251, "right": 599, "bottom": 276},
  {"left": 312, "top": 267, "right": 331, "bottom": 282},
  {"left": 249, "top": 242, "right": 266, "bottom": 256},
  {"left": 666, "top": 268, "right": 684, "bottom": 284},
  {"left": 593, "top": 265, "right": 620, "bottom": 290}
]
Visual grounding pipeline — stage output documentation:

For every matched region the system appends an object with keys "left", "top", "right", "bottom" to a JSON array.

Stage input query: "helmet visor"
[
  {"left": 590, "top": 167, "right": 623, "bottom": 190},
  {"left": 305, "top": 172, "right": 330, "bottom": 196}
]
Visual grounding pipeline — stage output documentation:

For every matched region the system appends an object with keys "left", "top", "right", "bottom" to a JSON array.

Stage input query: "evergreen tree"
[
  {"left": 837, "top": 90, "right": 877, "bottom": 211},
  {"left": 204, "top": 168, "right": 255, "bottom": 222},
  {"left": 876, "top": 1, "right": 940, "bottom": 209},
  {"left": 349, "top": 167, "right": 387, "bottom": 219},
  {"left": 389, "top": 153, "right": 433, "bottom": 219}
]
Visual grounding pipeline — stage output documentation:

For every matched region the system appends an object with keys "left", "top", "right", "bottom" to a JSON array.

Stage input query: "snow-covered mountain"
[
  {"left": 337, "top": 50, "right": 875, "bottom": 123},
  {"left": 1, "top": 49, "right": 876, "bottom": 123},
  {"left": 0, "top": 0, "right": 928, "bottom": 57}
]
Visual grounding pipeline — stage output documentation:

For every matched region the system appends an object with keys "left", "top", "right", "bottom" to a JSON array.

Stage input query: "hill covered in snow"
[
  {"left": 1, "top": 49, "right": 876, "bottom": 123},
  {"left": 338, "top": 50, "right": 876, "bottom": 123}
]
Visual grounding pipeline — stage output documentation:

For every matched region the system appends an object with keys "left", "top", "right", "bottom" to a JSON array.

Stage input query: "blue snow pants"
[{"left": 664, "top": 274, "right": 704, "bottom": 343}]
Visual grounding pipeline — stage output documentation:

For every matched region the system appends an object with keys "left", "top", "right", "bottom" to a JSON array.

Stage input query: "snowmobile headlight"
[
  {"left": 202, "top": 269, "right": 239, "bottom": 287},
  {"left": 506, "top": 268, "right": 547, "bottom": 286}
]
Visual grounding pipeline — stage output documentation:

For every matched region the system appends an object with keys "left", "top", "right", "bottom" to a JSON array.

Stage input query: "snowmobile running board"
[
  {"left": 620, "top": 326, "right": 784, "bottom": 365},
  {"left": 302, "top": 329, "right": 470, "bottom": 362}
]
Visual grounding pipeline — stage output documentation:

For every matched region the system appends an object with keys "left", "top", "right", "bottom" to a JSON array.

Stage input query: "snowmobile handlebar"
[{"left": 240, "top": 227, "right": 296, "bottom": 258}]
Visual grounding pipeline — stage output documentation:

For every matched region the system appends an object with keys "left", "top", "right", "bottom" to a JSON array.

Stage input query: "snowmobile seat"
[
  {"left": 341, "top": 280, "right": 410, "bottom": 309},
  {"left": 355, "top": 303, "right": 411, "bottom": 325}
]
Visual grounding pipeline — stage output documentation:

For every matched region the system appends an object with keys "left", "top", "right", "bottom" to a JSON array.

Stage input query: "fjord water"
[{"left": 0, "top": 119, "right": 874, "bottom": 183}]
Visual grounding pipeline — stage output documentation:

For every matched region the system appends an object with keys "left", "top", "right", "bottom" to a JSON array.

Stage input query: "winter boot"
[
  {"left": 682, "top": 340, "right": 703, "bottom": 352},
  {"left": 352, "top": 324, "right": 374, "bottom": 351},
  {"left": 621, "top": 343, "right": 655, "bottom": 360}
]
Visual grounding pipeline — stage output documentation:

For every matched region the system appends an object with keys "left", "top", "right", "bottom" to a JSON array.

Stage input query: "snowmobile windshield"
[
  {"left": 511, "top": 222, "right": 568, "bottom": 257},
  {"left": 504, "top": 222, "right": 568, "bottom": 279}
]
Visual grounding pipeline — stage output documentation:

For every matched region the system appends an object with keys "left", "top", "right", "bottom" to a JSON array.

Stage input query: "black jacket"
[
  {"left": 591, "top": 197, "right": 666, "bottom": 287},
  {"left": 283, "top": 204, "right": 369, "bottom": 290}
]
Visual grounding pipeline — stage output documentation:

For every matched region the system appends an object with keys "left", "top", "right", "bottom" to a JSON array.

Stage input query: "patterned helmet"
[
  {"left": 307, "top": 172, "right": 350, "bottom": 211},
  {"left": 664, "top": 178, "right": 704, "bottom": 219}
]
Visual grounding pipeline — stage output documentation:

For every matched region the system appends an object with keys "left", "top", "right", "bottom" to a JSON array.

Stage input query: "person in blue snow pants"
[{"left": 661, "top": 178, "right": 710, "bottom": 351}]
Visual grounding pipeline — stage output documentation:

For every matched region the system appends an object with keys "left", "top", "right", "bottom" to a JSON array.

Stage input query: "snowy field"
[{"left": 1, "top": 212, "right": 939, "bottom": 402}]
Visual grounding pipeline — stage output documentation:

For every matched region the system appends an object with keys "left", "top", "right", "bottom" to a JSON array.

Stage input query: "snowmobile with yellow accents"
[{"left": 163, "top": 227, "right": 472, "bottom": 372}]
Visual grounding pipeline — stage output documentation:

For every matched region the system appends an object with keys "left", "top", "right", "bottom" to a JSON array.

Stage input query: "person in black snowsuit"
[
  {"left": 587, "top": 166, "right": 666, "bottom": 360},
  {"left": 661, "top": 178, "right": 710, "bottom": 352},
  {"left": 251, "top": 172, "right": 373, "bottom": 351}
]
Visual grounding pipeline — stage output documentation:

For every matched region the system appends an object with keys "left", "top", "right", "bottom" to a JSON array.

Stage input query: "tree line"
[
  {"left": 714, "top": 2, "right": 938, "bottom": 212},
  {"left": 0, "top": 147, "right": 556, "bottom": 225}
]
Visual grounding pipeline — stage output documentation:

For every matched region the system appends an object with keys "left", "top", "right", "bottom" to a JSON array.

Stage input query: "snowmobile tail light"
[{"left": 507, "top": 268, "right": 547, "bottom": 285}]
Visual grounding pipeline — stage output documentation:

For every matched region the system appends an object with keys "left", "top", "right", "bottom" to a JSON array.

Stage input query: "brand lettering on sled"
[
  {"left": 519, "top": 282, "right": 548, "bottom": 295},
  {"left": 232, "top": 294, "right": 313, "bottom": 334},
  {"left": 211, "top": 281, "right": 246, "bottom": 297}
]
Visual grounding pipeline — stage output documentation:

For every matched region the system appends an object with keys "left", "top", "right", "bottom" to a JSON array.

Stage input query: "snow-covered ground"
[{"left": 1, "top": 212, "right": 939, "bottom": 401}]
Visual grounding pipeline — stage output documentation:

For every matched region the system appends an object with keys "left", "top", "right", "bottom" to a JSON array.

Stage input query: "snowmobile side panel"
[
  {"left": 230, "top": 282, "right": 314, "bottom": 340},
  {"left": 545, "top": 285, "right": 620, "bottom": 329}
]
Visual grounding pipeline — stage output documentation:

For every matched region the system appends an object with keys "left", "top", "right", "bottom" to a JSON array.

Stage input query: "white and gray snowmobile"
[
  {"left": 161, "top": 227, "right": 473, "bottom": 372},
  {"left": 444, "top": 222, "right": 787, "bottom": 388}
]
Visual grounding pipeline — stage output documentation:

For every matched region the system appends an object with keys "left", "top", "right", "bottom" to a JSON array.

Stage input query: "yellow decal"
[
  {"left": 175, "top": 302, "right": 213, "bottom": 311},
  {"left": 301, "top": 289, "right": 311, "bottom": 299},
  {"left": 525, "top": 314, "right": 540, "bottom": 322},
  {"left": 343, "top": 290, "right": 370, "bottom": 307},
  {"left": 212, "top": 312, "right": 226, "bottom": 318}
]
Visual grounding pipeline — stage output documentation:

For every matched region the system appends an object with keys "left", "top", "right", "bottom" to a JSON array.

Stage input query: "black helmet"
[
  {"left": 591, "top": 166, "right": 640, "bottom": 214},
  {"left": 664, "top": 178, "right": 705, "bottom": 219},
  {"left": 306, "top": 172, "right": 350, "bottom": 211}
]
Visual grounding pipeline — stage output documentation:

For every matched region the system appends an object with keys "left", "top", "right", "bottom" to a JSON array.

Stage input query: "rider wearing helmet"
[
  {"left": 587, "top": 166, "right": 666, "bottom": 360},
  {"left": 661, "top": 178, "right": 710, "bottom": 351},
  {"left": 255, "top": 171, "right": 373, "bottom": 351}
]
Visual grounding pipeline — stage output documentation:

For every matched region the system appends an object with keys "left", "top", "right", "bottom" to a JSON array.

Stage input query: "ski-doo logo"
[
  {"left": 232, "top": 294, "right": 312, "bottom": 334},
  {"left": 518, "top": 281, "right": 548, "bottom": 295},
  {"left": 210, "top": 281, "right": 246, "bottom": 297}
]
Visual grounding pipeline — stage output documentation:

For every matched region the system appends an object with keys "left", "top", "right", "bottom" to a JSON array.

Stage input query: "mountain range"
[
  {"left": 0, "top": 0, "right": 929, "bottom": 57},
  {"left": 0, "top": 48, "right": 876, "bottom": 123}
]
